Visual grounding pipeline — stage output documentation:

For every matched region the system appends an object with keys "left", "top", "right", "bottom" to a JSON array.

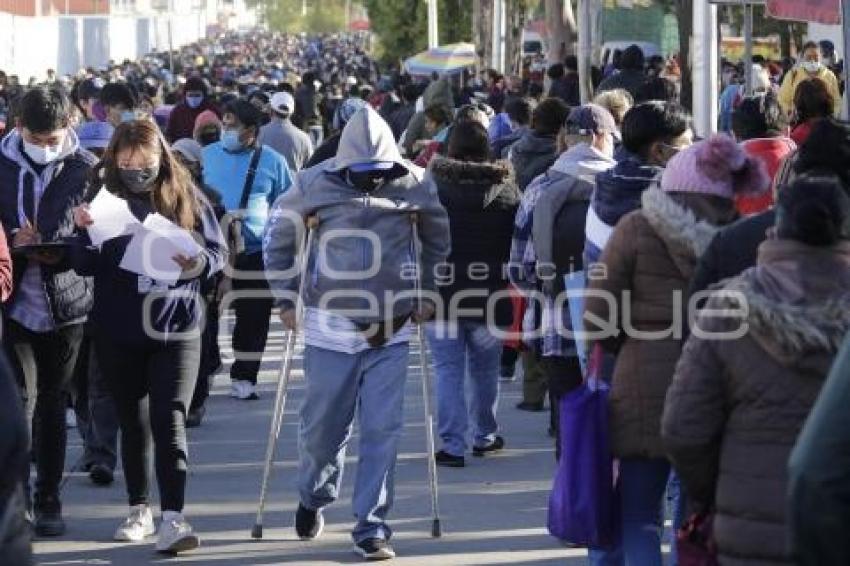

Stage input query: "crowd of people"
[{"left": 0, "top": 27, "right": 848, "bottom": 565}]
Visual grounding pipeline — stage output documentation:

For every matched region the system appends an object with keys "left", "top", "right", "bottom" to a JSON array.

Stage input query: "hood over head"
[
  {"left": 641, "top": 186, "right": 735, "bottom": 277},
  {"left": 325, "top": 106, "right": 410, "bottom": 176},
  {"left": 422, "top": 77, "right": 453, "bottom": 113},
  {"left": 1, "top": 127, "right": 81, "bottom": 168},
  {"left": 707, "top": 239, "right": 850, "bottom": 370},
  {"left": 428, "top": 155, "right": 512, "bottom": 186},
  {"left": 551, "top": 142, "right": 616, "bottom": 183},
  {"left": 512, "top": 130, "right": 557, "bottom": 156}
]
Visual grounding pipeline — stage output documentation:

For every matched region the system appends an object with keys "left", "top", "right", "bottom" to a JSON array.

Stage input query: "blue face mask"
[
  {"left": 221, "top": 129, "right": 244, "bottom": 152},
  {"left": 186, "top": 95, "right": 204, "bottom": 109},
  {"left": 120, "top": 110, "right": 137, "bottom": 123}
]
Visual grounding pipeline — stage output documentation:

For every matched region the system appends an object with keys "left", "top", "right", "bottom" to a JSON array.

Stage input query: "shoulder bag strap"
[{"left": 239, "top": 145, "right": 264, "bottom": 210}]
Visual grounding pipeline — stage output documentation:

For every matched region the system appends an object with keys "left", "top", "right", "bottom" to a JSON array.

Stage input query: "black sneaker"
[
  {"left": 294, "top": 504, "right": 324, "bottom": 540},
  {"left": 89, "top": 463, "right": 114, "bottom": 486},
  {"left": 186, "top": 406, "right": 206, "bottom": 428},
  {"left": 34, "top": 494, "right": 65, "bottom": 537},
  {"left": 515, "top": 401, "right": 545, "bottom": 412},
  {"left": 435, "top": 450, "right": 464, "bottom": 468},
  {"left": 473, "top": 436, "right": 505, "bottom": 457},
  {"left": 354, "top": 538, "right": 396, "bottom": 561}
]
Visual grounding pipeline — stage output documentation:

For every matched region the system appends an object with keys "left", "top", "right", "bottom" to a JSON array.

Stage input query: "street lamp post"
[
  {"left": 743, "top": 1, "right": 754, "bottom": 95},
  {"left": 490, "top": 0, "right": 505, "bottom": 72},
  {"left": 168, "top": 0, "right": 175, "bottom": 73},
  {"left": 428, "top": 0, "right": 438, "bottom": 49},
  {"left": 577, "top": 0, "right": 592, "bottom": 104},
  {"left": 843, "top": 0, "right": 850, "bottom": 118}
]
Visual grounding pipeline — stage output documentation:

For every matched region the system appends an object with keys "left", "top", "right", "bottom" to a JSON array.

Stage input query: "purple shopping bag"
[{"left": 547, "top": 344, "right": 620, "bottom": 547}]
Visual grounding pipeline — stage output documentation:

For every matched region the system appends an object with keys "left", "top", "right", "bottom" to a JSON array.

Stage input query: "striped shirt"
[{"left": 303, "top": 307, "right": 411, "bottom": 355}]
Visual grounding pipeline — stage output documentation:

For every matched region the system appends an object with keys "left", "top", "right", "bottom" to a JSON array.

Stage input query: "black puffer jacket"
[
  {"left": 0, "top": 129, "right": 96, "bottom": 327},
  {"left": 428, "top": 156, "right": 520, "bottom": 326}
]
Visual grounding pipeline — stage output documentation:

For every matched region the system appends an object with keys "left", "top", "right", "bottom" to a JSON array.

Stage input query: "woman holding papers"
[{"left": 70, "top": 119, "right": 226, "bottom": 554}]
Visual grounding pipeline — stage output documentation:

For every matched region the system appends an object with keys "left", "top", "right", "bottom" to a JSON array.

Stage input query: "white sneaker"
[
  {"left": 65, "top": 408, "right": 77, "bottom": 429},
  {"left": 155, "top": 514, "right": 200, "bottom": 554},
  {"left": 114, "top": 505, "right": 155, "bottom": 542},
  {"left": 230, "top": 380, "right": 259, "bottom": 400}
]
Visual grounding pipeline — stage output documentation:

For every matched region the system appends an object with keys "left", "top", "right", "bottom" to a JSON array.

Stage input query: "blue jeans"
[
  {"left": 426, "top": 321, "right": 501, "bottom": 457},
  {"left": 297, "top": 343, "right": 409, "bottom": 543},
  {"left": 588, "top": 458, "right": 686, "bottom": 566}
]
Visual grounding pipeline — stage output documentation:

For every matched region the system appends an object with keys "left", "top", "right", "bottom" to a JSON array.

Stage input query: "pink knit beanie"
[{"left": 660, "top": 134, "right": 771, "bottom": 199}]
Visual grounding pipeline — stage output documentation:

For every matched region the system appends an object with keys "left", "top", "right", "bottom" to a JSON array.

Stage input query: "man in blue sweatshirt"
[
  {"left": 581, "top": 100, "right": 692, "bottom": 566},
  {"left": 202, "top": 98, "right": 293, "bottom": 401}
]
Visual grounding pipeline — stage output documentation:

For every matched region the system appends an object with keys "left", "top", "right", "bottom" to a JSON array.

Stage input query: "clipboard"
[{"left": 11, "top": 241, "right": 71, "bottom": 256}]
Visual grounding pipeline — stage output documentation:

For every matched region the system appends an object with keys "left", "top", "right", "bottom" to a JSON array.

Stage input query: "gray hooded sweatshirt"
[{"left": 263, "top": 106, "right": 450, "bottom": 324}]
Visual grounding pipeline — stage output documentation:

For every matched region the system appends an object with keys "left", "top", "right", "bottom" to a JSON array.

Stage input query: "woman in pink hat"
[{"left": 584, "top": 135, "right": 771, "bottom": 565}]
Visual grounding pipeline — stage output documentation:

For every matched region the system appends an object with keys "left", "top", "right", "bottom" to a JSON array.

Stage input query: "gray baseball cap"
[{"left": 565, "top": 103, "right": 620, "bottom": 140}]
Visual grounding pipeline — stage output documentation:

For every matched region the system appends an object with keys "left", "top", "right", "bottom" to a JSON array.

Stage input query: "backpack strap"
[{"left": 239, "top": 145, "right": 264, "bottom": 210}]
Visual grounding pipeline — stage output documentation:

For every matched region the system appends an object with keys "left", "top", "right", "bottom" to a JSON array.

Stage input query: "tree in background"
[
  {"left": 673, "top": 0, "right": 693, "bottom": 110},
  {"left": 545, "top": 0, "right": 577, "bottom": 64},
  {"left": 260, "top": 0, "right": 347, "bottom": 33},
  {"left": 366, "top": 0, "right": 472, "bottom": 65}
]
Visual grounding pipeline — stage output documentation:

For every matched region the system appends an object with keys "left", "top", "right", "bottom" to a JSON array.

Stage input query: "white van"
[{"left": 522, "top": 31, "right": 546, "bottom": 57}]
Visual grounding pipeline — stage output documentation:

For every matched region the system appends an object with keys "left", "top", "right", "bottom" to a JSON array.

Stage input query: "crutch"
[
  {"left": 410, "top": 213, "right": 443, "bottom": 538},
  {"left": 251, "top": 215, "right": 318, "bottom": 540}
]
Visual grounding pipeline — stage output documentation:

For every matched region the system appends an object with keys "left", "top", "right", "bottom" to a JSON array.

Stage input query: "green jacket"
[{"left": 789, "top": 331, "right": 850, "bottom": 565}]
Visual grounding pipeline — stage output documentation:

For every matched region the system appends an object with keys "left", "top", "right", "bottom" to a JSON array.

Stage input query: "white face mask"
[
  {"left": 801, "top": 61, "right": 822, "bottom": 74},
  {"left": 23, "top": 139, "right": 62, "bottom": 165}
]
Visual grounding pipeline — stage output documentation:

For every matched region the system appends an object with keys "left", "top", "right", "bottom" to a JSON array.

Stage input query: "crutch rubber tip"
[
  {"left": 431, "top": 519, "right": 442, "bottom": 538},
  {"left": 251, "top": 524, "right": 263, "bottom": 539}
]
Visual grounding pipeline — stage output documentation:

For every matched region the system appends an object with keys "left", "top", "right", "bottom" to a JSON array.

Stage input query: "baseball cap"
[
  {"left": 270, "top": 91, "right": 295, "bottom": 114},
  {"left": 565, "top": 103, "right": 620, "bottom": 140},
  {"left": 77, "top": 120, "right": 114, "bottom": 151}
]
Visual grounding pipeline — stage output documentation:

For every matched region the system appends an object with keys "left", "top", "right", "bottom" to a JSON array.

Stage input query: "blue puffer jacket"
[{"left": 584, "top": 150, "right": 662, "bottom": 265}]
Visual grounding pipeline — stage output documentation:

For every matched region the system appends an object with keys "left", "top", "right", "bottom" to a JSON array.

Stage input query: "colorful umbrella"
[{"left": 403, "top": 43, "right": 477, "bottom": 76}]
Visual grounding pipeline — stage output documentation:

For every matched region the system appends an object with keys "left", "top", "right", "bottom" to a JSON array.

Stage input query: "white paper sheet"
[
  {"left": 141, "top": 213, "right": 203, "bottom": 257},
  {"left": 118, "top": 214, "right": 203, "bottom": 285},
  {"left": 86, "top": 189, "right": 141, "bottom": 246}
]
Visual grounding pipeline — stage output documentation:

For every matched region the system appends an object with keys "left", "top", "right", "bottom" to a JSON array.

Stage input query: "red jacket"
[
  {"left": 165, "top": 99, "right": 221, "bottom": 142},
  {"left": 736, "top": 137, "right": 796, "bottom": 216},
  {"left": 790, "top": 121, "right": 815, "bottom": 147}
]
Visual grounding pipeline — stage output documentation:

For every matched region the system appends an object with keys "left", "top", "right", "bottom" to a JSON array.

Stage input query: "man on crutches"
[{"left": 263, "top": 106, "right": 450, "bottom": 561}]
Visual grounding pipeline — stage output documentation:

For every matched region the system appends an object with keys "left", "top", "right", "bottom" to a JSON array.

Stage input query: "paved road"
[{"left": 33, "top": 318, "right": 602, "bottom": 565}]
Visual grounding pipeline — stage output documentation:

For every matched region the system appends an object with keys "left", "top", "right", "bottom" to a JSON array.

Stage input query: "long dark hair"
[
  {"left": 793, "top": 78, "right": 833, "bottom": 126},
  {"left": 94, "top": 119, "right": 199, "bottom": 230}
]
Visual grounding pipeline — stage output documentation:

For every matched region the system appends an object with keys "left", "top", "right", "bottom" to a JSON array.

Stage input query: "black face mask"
[
  {"left": 119, "top": 165, "right": 160, "bottom": 193},
  {"left": 347, "top": 169, "right": 391, "bottom": 193},
  {"left": 199, "top": 130, "right": 221, "bottom": 146}
]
